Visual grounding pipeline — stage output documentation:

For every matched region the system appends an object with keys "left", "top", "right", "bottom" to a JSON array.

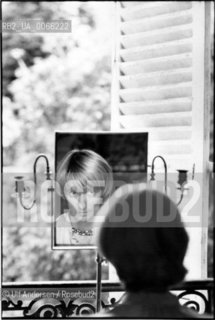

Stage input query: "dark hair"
[{"left": 97, "top": 185, "right": 189, "bottom": 292}]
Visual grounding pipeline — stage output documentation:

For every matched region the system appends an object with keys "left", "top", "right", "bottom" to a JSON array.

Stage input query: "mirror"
[{"left": 52, "top": 131, "right": 148, "bottom": 249}]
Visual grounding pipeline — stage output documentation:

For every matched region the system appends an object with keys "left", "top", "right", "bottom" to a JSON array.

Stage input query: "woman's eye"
[
  {"left": 71, "top": 191, "right": 78, "bottom": 196},
  {"left": 69, "top": 190, "right": 101, "bottom": 197}
]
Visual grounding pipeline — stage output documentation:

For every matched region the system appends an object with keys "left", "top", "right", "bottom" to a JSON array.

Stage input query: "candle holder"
[
  {"left": 150, "top": 156, "right": 195, "bottom": 207},
  {"left": 14, "top": 154, "right": 51, "bottom": 210},
  {"left": 150, "top": 155, "right": 168, "bottom": 194}
]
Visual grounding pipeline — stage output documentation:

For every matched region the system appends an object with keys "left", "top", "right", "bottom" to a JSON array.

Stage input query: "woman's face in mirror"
[{"left": 65, "top": 180, "right": 104, "bottom": 224}]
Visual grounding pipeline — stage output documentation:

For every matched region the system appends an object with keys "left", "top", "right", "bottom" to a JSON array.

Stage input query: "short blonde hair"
[{"left": 57, "top": 149, "right": 113, "bottom": 200}]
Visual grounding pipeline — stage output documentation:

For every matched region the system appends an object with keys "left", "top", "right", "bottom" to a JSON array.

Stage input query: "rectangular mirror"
[{"left": 52, "top": 131, "right": 148, "bottom": 249}]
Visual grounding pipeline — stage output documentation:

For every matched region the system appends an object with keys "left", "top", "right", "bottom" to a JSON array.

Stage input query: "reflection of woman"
[{"left": 56, "top": 149, "right": 113, "bottom": 245}]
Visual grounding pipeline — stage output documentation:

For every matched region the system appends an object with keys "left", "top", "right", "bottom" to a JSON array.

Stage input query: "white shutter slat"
[
  {"left": 119, "top": 98, "right": 192, "bottom": 115},
  {"left": 120, "top": 2, "right": 192, "bottom": 22},
  {"left": 120, "top": 53, "right": 192, "bottom": 75},
  {"left": 120, "top": 69, "right": 192, "bottom": 88},
  {"left": 120, "top": 112, "right": 192, "bottom": 128},
  {"left": 120, "top": 39, "right": 192, "bottom": 62},
  {"left": 121, "top": 9, "right": 193, "bottom": 35},
  {"left": 119, "top": 83, "right": 192, "bottom": 102},
  {"left": 121, "top": 25, "right": 192, "bottom": 48}
]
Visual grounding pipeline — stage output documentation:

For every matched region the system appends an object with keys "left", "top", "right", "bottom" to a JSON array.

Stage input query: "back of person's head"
[
  {"left": 57, "top": 149, "right": 113, "bottom": 200},
  {"left": 96, "top": 184, "right": 189, "bottom": 292}
]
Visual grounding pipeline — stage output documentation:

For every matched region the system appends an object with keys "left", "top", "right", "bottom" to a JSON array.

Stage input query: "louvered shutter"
[{"left": 111, "top": 1, "right": 212, "bottom": 279}]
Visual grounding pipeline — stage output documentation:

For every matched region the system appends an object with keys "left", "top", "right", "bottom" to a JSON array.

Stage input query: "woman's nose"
[{"left": 79, "top": 193, "right": 87, "bottom": 210}]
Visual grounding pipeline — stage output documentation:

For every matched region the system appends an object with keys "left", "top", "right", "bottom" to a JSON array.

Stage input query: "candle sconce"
[
  {"left": 177, "top": 169, "right": 189, "bottom": 206},
  {"left": 176, "top": 164, "right": 195, "bottom": 206},
  {"left": 150, "top": 155, "right": 168, "bottom": 194},
  {"left": 149, "top": 155, "right": 195, "bottom": 207},
  {"left": 13, "top": 154, "right": 52, "bottom": 210}
]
